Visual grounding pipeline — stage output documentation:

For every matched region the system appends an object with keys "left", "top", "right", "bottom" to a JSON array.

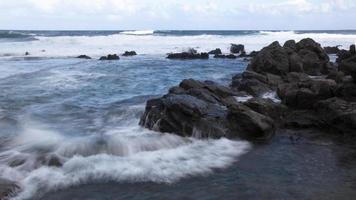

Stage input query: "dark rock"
[
  {"left": 122, "top": 51, "right": 137, "bottom": 56},
  {"left": 0, "top": 178, "right": 19, "bottom": 199},
  {"left": 248, "top": 51, "right": 259, "bottom": 57},
  {"left": 232, "top": 71, "right": 272, "bottom": 96},
  {"left": 338, "top": 55, "right": 356, "bottom": 82},
  {"left": 288, "top": 52, "right": 304, "bottom": 73},
  {"left": 25, "top": 52, "right": 30, "bottom": 56},
  {"left": 214, "top": 54, "right": 237, "bottom": 59},
  {"left": 227, "top": 103, "right": 275, "bottom": 140},
  {"left": 230, "top": 44, "right": 245, "bottom": 54},
  {"left": 278, "top": 79, "right": 337, "bottom": 109},
  {"left": 247, "top": 41, "right": 290, "bottom": 75},
  {"left": 99, "top": 54, "right": 120, "bottom": 60},
  {"left": 326, "top": 71, "right": 345, "bottom": 83},
  {"left": 336, "top": 50, "right": 352, "bottom": 63},
  {"left": 76, "top": 55, "right": 91, "bottom": 59},
  {"left": 350, "top": 44, "right": 356, "bottom": 55},
  {"left": 243, "top": 98, "right": 286, "bottom": 121},
  {"left": 315, "top": 98, "right": 356, "bottom": 134},
  {"left": 139, "top": 94, "right": 228, "bottom": 138},
  {"left": 283, "top": 40, "right": 297, "bottom": 52},
  {"left": 283, "top": 110, "right": 320, "bottom": 129},
  {"left": 167, "top": 52, "right": 209, "bottom": 59},
  {"left": 208, "top": 48, "right": 222, "bottom": 55},
  {"left": 324, "top": 46, "right": 341, "bottom": 54},
  {"left": 335, "top": 81, "right": 356, "bottom": 100}
]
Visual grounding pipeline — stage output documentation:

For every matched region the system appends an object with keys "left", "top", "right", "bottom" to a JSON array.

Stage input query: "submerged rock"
[
  {"left": 167, "top": 52, "right": 209, "bottom": 60},
  {"left": 214, "top": 54, "right": 237, "bottom": 59},
  {"left": 77, "top": 55, "right": 91, "bottom": 59},
  {"left": 99, "top": 54, "right": 120, "bottom": 60},
  {"left": 122, "top": 51, "right": 137, "bottom": 56},
  {"left": 0, "top": 178, "right": 20, "bottom": 199}
]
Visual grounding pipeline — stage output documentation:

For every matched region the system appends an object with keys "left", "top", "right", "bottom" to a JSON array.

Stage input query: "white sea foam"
[
  {"left": 262, "top": 92, "right": 281, "bottom": 103},
  {"left": 0, "top": 31, "right": 355, "bottom": 59},
  {"left": 235, "top": 95, "right": 253, "bottom": 103},
  {"left": 0, "top": 118, "right": 250, "bottom": 200}
]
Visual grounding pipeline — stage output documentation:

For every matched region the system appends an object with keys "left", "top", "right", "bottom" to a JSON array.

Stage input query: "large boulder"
[
  {"left": 338, "top": 55, "right": 356, "bottom": 82},
  {"left": 247, "top": 41, "right": 290, "bottom": 75},
  {"left": 227, "top": 104, "right": 275, "bottom": 140},
  {"left": 277, "top": 78, "right": 337, "bottom": 109},
  {"left": 231, "top": 71, "right": 273, "bottom": 96},
  {"left": 315, "top": 98, "right": 356, "bottom": 134},
  {"left": 230, "top": 44, "right": 245, "bottom": 54},
  {"left": 140, "top": 79, "right": 276, "bottom": 141}
]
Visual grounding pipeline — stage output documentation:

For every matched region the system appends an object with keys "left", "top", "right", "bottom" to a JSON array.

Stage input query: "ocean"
[{"left": 0, "top": 30, "right": 356, "bottom": 200}]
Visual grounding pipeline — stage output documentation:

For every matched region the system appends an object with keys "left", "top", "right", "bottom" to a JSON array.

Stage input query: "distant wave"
[
  {"left": 0, "top": 30, "right": 38, "bottom": 42},
  {"left": 120, "top": 30, "right": 155, "bottom": 35}
]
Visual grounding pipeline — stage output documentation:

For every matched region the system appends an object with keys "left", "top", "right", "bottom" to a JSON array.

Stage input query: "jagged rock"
[
  {"left": 227, "top": 104, "right": 275, "bottom": 140},
  {"left": 230, "top": 44, "right": 245, "bottom": 54},
  {"left": 208, "top": 48, "right": 222, "bottom": 55},
  {"left": 99, "top": 54, "right": 120, "bottom": 60},
  {"left": 214, "top": 54, "right": 237, "bottom": 59},
  {"left": 122, "top": 51, "right": 137, "bottom": 56},
  {"left": 338, "top": 55, "right": 356, "bottom": 82},
  {"left": 232, "top": 71, "right": 272, "bottom": 96},
  {"left": 324, "top": 46, "right": 341, "bottom": 54},
  {"left": 277, "top": 79, "right": 337, "bottom": 109},
  {"left": 243, "top": 98, "right": 286, "bottom": 121},
  {"left": 76, "top": 55, "right": 91, "bottom": 59},
  {"left": 315, "top": 98, "right": 356, "bottom": 134}
]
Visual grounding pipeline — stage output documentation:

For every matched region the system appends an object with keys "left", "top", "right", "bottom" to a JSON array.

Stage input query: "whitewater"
[{"left": 0, "top": 30, "right": 356, "bottom": 199}]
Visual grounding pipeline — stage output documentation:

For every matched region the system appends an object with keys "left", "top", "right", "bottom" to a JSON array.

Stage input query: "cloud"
[{"left": 0, "top": 0, "right": 355, "bottom": 29}]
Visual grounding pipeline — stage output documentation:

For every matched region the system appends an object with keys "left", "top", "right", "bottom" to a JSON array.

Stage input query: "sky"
[{"left": 0, "top": 0, "right": 355, "bottom": 30}]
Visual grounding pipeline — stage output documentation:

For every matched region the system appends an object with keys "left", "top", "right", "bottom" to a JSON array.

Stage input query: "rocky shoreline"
[{"left": 140, "top": 38, "right": 356, "bottom": 141}]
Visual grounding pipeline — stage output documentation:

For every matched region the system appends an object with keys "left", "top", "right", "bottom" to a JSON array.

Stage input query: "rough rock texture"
[
  {"left": 140, "top": 38, "right": 356, "bottom": 141},
  {"left": 122, "top": 51, "right": 137, "bottom": 56},
  {"left": 99, "top": 54, "right": 120, "bottom": 60},
  {"left": 230, "top": 44, "right": 245, "bottom": 54}
]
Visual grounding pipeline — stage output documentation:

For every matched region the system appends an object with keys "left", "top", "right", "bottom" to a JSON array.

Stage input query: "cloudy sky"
[{"left": 0, "top": 0, "right": 355, "bottom": 30}]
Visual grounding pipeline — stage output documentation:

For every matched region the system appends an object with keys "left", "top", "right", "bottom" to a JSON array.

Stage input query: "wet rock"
[
  {"left": 338, "top": 55, "right": 356, "bottom": 82},
  {"left": 25, "top": 52, "right": 30, "bottom": 56},
  {"left": 230, "top": 44, "right": 245, "bottom": 54},
  {"left": 167, "top": 52, "right": 209, "bottom": 59},
  {"left": 76, "top": 55, "right": 91, "bottom": 59},
  {"left": 227, "top": 103, "right": 275, "bottom": 140},
  {"left": 243, "top": 98, "right": 286, "bottom": 121},
  {"left": 208, "top": 48, "right": 222, "bottom": 55},
  {"left": 0, "top": 178, "right": 19, "bottom": 199},
  {"left": 214, "top": 54, "right": 237, "bottom": 59},
  {"left": 99, "top": 54, "right": 120, "bottom": 60},
  {"left": 324, "top": 46, "right": 341, "bottom": 54},
  {"left": 315, "top": 98, "right": 356, "bottom": 134},
  {"left": 122, "top": 51, "right": 137, "bottom": 56},
  {"left": 232, "top": 71, "right": 272, "bottom": 96}
]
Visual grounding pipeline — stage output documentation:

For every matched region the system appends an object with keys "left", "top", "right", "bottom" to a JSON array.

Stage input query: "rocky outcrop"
[
  {"left": 140, "top": 38, "right": 356, "bottom": 141},
  {"left": 230, "top": 44, "right": 245, "bottom": 54},
  {"left": 208, "top": 48, "right": 222, "bottom": 55},
  {"left": 99, "top": 54, "right": 120, "bottom": 60},
  {"left": 140, "top": 79, "right": 277, "bottom": 140},
  {"left": 122, "top": 51, "right": 137, "bottom": 56},
  {"left": 77, "top": 55, "right": 91, "bottom": 59},
  {"left": 167, "top": 50, "right": 209, "bottom": 59}
]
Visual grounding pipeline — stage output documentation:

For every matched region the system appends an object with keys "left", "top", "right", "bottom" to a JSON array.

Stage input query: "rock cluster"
[
  {"left": 140, "top": 38, "right": 356, "bottom": 141},
  {"left": 122, "top": 51, "right": 137, "bottom": 56},
  {"left": 167, "top": 48, "right": 209, "bottom": 60},
  {"left": 99, "top": 54, "right": 120, "bottom": 60}
]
